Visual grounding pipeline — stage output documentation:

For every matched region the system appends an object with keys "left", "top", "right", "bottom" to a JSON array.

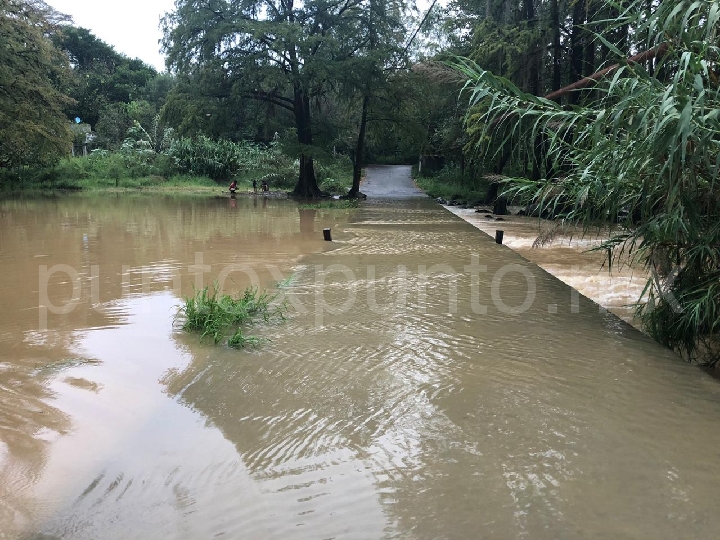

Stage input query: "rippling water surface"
[
  {"left": 442, "top": 205, "right": 648, "bottom": 325},
  {"left": 2, "top": 193, "right": 720, "bottom": 539}
]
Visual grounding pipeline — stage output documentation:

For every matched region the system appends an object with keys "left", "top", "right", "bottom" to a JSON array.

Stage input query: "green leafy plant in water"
[
  {"left": 227, "top": 329, "right": 264, "bottom": 349},
  {"left": 177, "top": 282, "right": 287, "bottom": 347}
]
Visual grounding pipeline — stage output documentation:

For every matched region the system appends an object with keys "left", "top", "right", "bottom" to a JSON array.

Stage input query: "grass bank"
[
  {"left": 413, "top": 166, "right": 495, "bottom": 205},
  {"left": 0, "top": 149, "right": 353, "bottom": 196}
]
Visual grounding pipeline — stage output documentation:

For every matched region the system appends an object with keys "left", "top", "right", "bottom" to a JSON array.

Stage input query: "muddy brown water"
[
  {"left": 442, "top": 205, "right": 649, "bottom": 326},
  {"left": 2, "top": 189, "right": 720, "bottom": 539}
]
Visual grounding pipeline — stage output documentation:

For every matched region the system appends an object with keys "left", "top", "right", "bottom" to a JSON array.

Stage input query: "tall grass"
[{"left": 177, "top": 283, "right": 287, "bottom": 348}]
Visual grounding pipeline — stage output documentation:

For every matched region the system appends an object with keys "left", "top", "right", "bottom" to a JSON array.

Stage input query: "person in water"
[
  {"left": 229, "top": 180, "right": 237, "bottom": 193},
  {"left": 261, "top": 179, "right": 269, "bottom": 192},
  {"left": 252, "top": 179, "right": 257, "bottom": 193}
]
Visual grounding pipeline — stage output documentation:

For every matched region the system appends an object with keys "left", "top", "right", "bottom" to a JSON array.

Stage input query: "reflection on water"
[{"left": 1, "top": 194, "right": 720, "bottom": 539}]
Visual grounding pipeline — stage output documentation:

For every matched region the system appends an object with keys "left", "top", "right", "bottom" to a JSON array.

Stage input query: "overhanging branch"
[
  {"left": 250, "top": 90, "right": 295, "bottom": 112},
  {"left": 544, "top": 43, "right": 669, "bottom": 101}
]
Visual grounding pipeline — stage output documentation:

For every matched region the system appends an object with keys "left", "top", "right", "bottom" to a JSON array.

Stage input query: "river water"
[
  {"left": 2, "top": 191, "right": 720, "bottom": 539},
  {"left": 441, "top": 206, "right": 649, "bottom": 325}
]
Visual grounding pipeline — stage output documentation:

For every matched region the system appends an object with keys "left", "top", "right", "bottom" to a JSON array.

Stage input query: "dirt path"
[{"left": 360, "top": 164, "right": 425, "bottom": 198}]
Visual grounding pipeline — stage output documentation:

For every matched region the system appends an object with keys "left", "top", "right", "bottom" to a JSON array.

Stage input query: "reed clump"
[{"left": 177, "top": 283, "right": 287, "bottom": 348}]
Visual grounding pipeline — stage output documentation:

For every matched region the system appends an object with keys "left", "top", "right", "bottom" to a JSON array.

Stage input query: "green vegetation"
[
  {"left": 162, "top": 0, "right": 409, "bottom": 197},
  {"left": 414, "top": 166, "right": 493, "bottom": 205},
  {"left": 0, "top": 137, "right": 353, "bottom": 195},
  {"left": 457, "top": 0, "right": 720, "bottom": 365},
  {"left": 0, "top": 0, "right": 73, "bottom": 169},
  {"left": 177, "top": 284, "right": 287, "bottom": 348},
  {"left": 52, "top": 25, "right": 165, "bottom": 149}
]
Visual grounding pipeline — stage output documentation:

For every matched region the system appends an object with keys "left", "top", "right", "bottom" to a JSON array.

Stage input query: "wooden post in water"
[
  {"left": 323, "top": 228, "right": 332, "bottom": 241},
  {"left": 495, "top": 230, "right": 504, "bottom": 244}
]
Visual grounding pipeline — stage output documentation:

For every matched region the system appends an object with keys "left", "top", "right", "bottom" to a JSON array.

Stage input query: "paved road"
[{"left": 360, "top": 165, "right": 426, "bottom": 198}]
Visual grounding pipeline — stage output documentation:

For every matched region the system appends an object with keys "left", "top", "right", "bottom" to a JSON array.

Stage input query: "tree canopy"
[
  {"left": 0, "top": 0, "right": 73, "bottom": 168},
  {"left": 456, "top": 0, "right": 720, "bottom": 364},
  {"left": 51, "top": 25, "right": 170, "bottom": 150},
  {"left": 162, "top": 0, "right": 410, "bottom": 196}
]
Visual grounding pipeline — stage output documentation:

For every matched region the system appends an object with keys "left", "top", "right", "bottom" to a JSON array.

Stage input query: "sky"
[
  {"left": 47, "top": 0, "right": 442, "bottom": 72},
  {"left": 48, "top": 0, "right": 176, "bottom": 71}
]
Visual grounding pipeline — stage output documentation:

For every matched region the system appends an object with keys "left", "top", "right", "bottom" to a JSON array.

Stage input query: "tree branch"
[
  {"left": 250, "top": 90, "right": 295, "bottom": 112},
  {"left": 544, "top": 43, "right": 669, "bottom": 101}
]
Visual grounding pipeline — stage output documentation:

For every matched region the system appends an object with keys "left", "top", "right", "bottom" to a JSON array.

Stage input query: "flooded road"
[
  {"left": 443, "top": 205, "right": 648, "bottom": 325},
  {"left": 2, "top": 189, "right": 720, "bottom": 539}
]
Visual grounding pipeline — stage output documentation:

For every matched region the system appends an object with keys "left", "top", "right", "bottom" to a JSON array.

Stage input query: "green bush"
[
  {"left": 53, "top": 157, "right": 92, "bottom": 180},
  {"left": 169, "top": 135, "right": 246, "bottom": 181},
  {"left": 414, "top": 165, "right": 492, "bottom": 204},
  {"left": 319, "top": 177, "right": 349, "bottom": 195},
  {"left": 1, "top": 134, "right": 355, "bottom": 194}
]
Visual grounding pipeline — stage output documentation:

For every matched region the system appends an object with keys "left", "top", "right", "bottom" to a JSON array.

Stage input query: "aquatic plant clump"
[{"left": 177, "top": 283, "right": 287, "bottom": 348}]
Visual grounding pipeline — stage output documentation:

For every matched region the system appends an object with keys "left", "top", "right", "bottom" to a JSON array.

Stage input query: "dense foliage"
[
  {"left": 457, "top": 0, "right": 720, "bottom": 364},
  {"left": 0, "top": 0, "right": 73, "bottom": 168},
  {"left": 53, "top": 26, "right": 158, "bottom": 128},
  {"left": 161, "top": 0, "right": 410, "bottom": 197}
]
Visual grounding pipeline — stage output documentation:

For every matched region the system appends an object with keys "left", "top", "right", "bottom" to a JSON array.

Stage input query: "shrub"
[
  {"left": 169, "top": 135, "right": 245, "bottom": 181},
  {"left": 177, "top": 283, "right": 287, "bottom": 347},
  {"left": 414, "top": 165, "right": 492, "bottom": 204}
]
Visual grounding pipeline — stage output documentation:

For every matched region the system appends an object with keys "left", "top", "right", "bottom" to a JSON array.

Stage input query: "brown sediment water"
[
  {"left": 1, "top": 188, "right": 720, "bottom": 540},
  {"left": 443, "top": 205, "right": 648, "bottom": 326}
]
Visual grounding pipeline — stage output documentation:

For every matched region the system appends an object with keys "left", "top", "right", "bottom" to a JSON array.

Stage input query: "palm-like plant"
[{"left": 454, "top": 0, "right": 720, "bottom": 365}]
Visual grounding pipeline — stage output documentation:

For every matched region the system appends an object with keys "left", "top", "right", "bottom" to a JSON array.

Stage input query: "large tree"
[
  {"left": 162, "top": 0, "right": 408, "bottom": 197},
  {"left": 337, "top": 0, "right": 408, "bottom": 196},
  {"left": 0, "top": 0, "right": 73, "bottom": 169},
  {"left": 53, "top": 26, "right": 158, "bottom": 130}
]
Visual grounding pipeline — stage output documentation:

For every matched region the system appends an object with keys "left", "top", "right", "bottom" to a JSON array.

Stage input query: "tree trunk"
[
  {"left": 583, "top": 2, "right": 597, "bottom": 100},
  {"left": 292, "top": 89, "right": 323, "bottom": 198},
  {"left": 550, "top": 0, "right": 561, "bottom": 92},
  {"left": 347, "top": 94, "right": 369, "bottom": 198},
  {"left": 569, "top": 0, "right": 585, "bottom": 105},
  {"left": 523, "top": 0, "right": 539, "bottom": 95},
  {"left": 525, "top": 0, "right": 544, "bottom": 178}
]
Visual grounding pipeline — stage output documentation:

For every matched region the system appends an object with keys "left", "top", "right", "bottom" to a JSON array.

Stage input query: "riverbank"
[{"left": 0, "top": 151, "right": 353, "bottom": 196}]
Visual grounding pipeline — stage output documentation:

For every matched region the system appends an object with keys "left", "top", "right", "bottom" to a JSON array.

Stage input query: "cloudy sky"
[
  {"left": 48, "top": 0, "right": 176, "bottom": 71},
  {"left": 47, "top": 0, "right": 440, "bottom": 72}
]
